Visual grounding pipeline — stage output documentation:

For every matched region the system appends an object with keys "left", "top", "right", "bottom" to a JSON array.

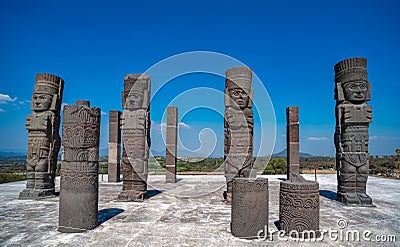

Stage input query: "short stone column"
[
  {"left": 279, "top": 181, "right": 319, "bottom": 237},
  {"left": 166, "top": 106, "right": 178, "bottom": 183},
  {"left": 58, "top": 100, "right": 101, "bottom": 233},
  {"left": 231, "top": 177, "right": 268, "bottom": 239},
  {"left": 108, "top": 110, "right": 121, "bottom": 182}
]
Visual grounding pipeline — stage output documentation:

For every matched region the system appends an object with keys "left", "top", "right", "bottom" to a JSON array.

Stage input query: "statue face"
[
  {"left": 32, "top": 93, "right": 52, "bottom": 111},
  {"left": 125, "top": 91, "right": 144, "bottom": 110},
  {"left": 229, "top": 88, "right": 249, "bottom": 109},
  {"left": 343, "top": 81, "right": 368, "bottom": 103}
]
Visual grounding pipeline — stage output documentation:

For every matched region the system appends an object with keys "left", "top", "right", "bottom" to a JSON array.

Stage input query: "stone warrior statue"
[
  {"left": 334, "top": 57, "right": 373, "bottom": 206},
  {"left": 19, "top": 73, "right": 64, "bottom": 199},
  {"left": 224, "top": 66, "right": 254, "bottom": 203},
  {"left": 118, "top": 74, "right": 151, "bottom": 201}
]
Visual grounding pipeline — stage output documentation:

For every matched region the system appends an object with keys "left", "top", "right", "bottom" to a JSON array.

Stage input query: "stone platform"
[{"left": 0, "top": 174, "right": 399, "bottom": 246}]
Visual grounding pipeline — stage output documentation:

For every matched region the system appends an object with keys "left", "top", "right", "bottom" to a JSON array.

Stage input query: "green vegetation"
[
  {"left": 149, "top": 157, "right": 224, "bottom": 173},
  {"left": 0, "top": 153, "right": 398, "bottom": 179},
  {"left": 0, "top": 173, "right": 26, "bottom": 184},
  {"left": 261, "top": 158, "right": 287, "bottom": 175}
]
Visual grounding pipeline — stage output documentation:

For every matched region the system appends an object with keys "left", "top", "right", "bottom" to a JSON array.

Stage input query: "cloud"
[
  {"left": 0, "top": 107, "right": 5, "bottom": 112},
  {"left": 18, "top": 100, "right": 31, "bottom": 105},
  {"left": 101, "top": 111, "right": 107, "bottom": 115},
  {"left": 179, "top": 122, "right": 191, "bottom": 129},
  {"left": 0, "top": 94, "right": 17, "bottom": 104},
  {"left": 308, "top": 136, "right": 328, "bottom": 141},
  {"left": 151, "top": 121, "right": 167, "bottom": 134},
  {"left": 369, "top": 136, "right": 399, "bottom": 141}
]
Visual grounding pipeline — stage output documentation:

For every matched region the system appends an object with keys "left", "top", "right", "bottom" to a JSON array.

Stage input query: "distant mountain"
[{"left": 272, "top": 149, "right": 315, "bottom": 158}]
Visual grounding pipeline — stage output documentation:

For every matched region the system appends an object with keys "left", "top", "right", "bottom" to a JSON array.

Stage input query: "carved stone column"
[
  {"left": 19, "top": 73, "right": 64, "bottom": 199},
  {"left": 58, "top": 100, "right": 101, "bottom": 233},
  {"left": 118, "top": 74, "right": 151, "bottom": 202},
  {"left": 108, "top": 110, "right": 121, "bottom": 182},
  {"left": 166, "top": 106, "right": 178, "bottom": 183},
  {"left": 334, "top": 57, "right": 373, "bottom": 206},
  {"left": 224, "top": 66, "right": 254, "bottom": 203}
]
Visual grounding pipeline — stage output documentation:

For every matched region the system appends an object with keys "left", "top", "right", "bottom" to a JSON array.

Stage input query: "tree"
[{"left": 395, "top": 148, "right": 400, "bottom": 170}]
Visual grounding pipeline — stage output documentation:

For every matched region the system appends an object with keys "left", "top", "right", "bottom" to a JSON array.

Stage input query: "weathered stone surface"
[
  {"left": 231, "top": 177, "right": 268, "bottom": 239},
  {"left": 19, "top": 73, "right": 64, "bottom": 199},
  {"left": 334, "top": 57, "right": 373, "bottom": 206},
  {"left": 108, "top": 110, "right": 121, "bottom": 182},
  {"left": 224, "top": 66, "right": 254, "bottom": 203},
  {"left": 1, "top": 174, "right": 399, "bottom": 246},
  {"left": 166, "top": 106, "right": 178, "bottom": 183},
  {"left": 118, "top": 74, "right": 151, "bottom": 202},
  {"left": 279, "top": 181, "right": 320, "bottom": 237},
  {"left": 58, "top": 100, "right": 101, "bottom": 233},
  {"left": 286, "top": 106, "right": 299, "bottom": 181}
]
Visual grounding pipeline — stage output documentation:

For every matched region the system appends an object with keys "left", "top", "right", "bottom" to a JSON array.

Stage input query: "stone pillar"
[
  {"left": 19, "top": 73, "right": 64, "bottom": 199},
  {"left": 58, "top": 100, "right": 101, "bottom": 233},
  {"left": 224, "top": 66, "right": 254, "bottom": 203},
  {"left": 279, "top": 106, "right": 320, "bottom": 236},
  {"left": 118, "top": 74, "right": 151, "bottom": 202},
  {"left": 279, "top": 181, "right": 319, "bottom": 237},
  {"left": 166, "top": 106, "right": 178, "bottom": 183},
  {"left": 286, "top": 106, "right": 299, "bottom": 180},
  {"left": 108, "top": 110, "right": 121, "bottom": 182},
  {"left": 231, "top": 178, "right": 268, "bottom": 239},
  {"left": 334, "top": 57, "right": 373, "bottom": 206}
]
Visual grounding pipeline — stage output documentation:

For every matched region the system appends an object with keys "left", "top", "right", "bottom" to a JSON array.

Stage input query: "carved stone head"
[
  {"left": 342, "top": 81, "right": 368, "bottom": 103},
  {"left": 31, "top": 73, "right": 64, "bottom": 112},
  {"left": 122, "top": 74, "right": 150, "bottom": 110},
  {"left": 32, "top": 93, "right": 53, "bottom": 111},
  {"left": 225, "top": 66, "right": 253, "bottom": 109},
  {"left": 334, "top": 57, "right": 371, "bottom": 104}
]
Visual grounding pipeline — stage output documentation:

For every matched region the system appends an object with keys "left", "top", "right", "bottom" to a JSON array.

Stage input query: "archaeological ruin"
[
  {"left": 19, "top": 73, "right": 64, "bottom": 199},
  {"left": 58, "top": 100, "right": 101, "bottom": 233}
]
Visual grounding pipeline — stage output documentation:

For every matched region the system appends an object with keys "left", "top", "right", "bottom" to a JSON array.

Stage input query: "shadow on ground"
[
  {"left": 274, "top": 220, "right": 280, "bottom": 230},
  {"left": 147, "top": 189, "right": 163, "bottom": 199},
  {"left": 98, "top": 208, "right": 124, "bottom": 225},
  {"left": 319, "top": 190, "right": 337, "bottom": 201}
]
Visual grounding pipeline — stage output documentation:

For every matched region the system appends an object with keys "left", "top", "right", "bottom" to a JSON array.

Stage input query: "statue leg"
[
  {"left": 338, "top": 160, "right": 359, "bottom": 204},
  {"left": 26, "top": 164, "right": 35, "bottom": 189},
  {"left": 356, "top": 163, "right": 372, "bottom": 205}
]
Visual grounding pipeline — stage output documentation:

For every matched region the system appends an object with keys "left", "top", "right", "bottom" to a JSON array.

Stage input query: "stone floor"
[{"left": 0, "top": 174, "right": 399, "bottom": 246}]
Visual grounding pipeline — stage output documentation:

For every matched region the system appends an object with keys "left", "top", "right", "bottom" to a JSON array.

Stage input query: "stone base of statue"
[
  {"left": 231, "top": 177, "right": 268, "bottom": 239},
  {"left": 19, "top": 188, "right": 55, "bottom": 200},
  {"left": 279, "top": 180, "right": 319, "bottom": 238},
  {"left": 108, "top": 163, "right": 121, "bottom": 182},
  {"left": 118, "top": 190, "right": 147, "bottom": 202},
  {"left": 337, "top": 191, "right": 373, "bottom": 207},
  {"left": 165, "top": 165, "right": 176, "bottom": 183}
]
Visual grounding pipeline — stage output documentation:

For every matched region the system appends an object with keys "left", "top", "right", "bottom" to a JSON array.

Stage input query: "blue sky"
[{"left": 0, "top": 0, "right": 399, "bottom": 156}]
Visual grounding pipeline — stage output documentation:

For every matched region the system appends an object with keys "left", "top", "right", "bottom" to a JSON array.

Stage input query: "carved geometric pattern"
[
  {"left": 279, "top": 181, "right": 319, "bottom": 234},
  {"left": 59, "top": 100, "right": 100, "bottom": 232}
]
